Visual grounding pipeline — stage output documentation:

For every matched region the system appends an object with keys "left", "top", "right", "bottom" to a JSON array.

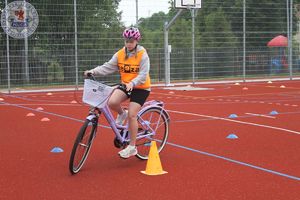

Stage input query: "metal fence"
[{"left": 0, "top": 0, "right": 299, "bottom": 92}]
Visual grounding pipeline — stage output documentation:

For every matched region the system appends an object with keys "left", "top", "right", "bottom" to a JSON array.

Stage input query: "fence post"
[
  {"left": 74, "top": 0, "right": 79, "bottom": 89},
  {"left": 5, "top": 0, "right": 11, "bottom": 93},
  {"left": 289, "top": 0, "right": 293, "bottom": 80},
  {"left": 243, "top": 0, "right": 246, "bottom": 82}
]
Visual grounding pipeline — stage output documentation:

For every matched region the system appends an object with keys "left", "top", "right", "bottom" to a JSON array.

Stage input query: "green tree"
[
  {"left": 8, "top": 0, "right": 124, "bottom": 84},
  {"left": 139, "top": 12, "right": 168, "bottom": 48},
  {"left": 201, "top": 8, "right": 237, "bottom": 48}
]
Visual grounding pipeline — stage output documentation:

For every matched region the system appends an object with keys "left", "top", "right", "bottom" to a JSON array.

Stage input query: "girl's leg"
[
  {"left": 108, "top": 89, "right": 128, "bottom": 114},
  {"left": 127, "top": 101, "right": 142, "bottom": 146},
  {"left": 118, "top": 89, "right": 149, "bottom": 158}
]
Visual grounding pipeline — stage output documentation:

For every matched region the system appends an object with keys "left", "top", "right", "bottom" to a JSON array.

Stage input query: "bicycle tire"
[
  {"left": 69, "top": 119, "right": 97, "bottom": 174},
  {"left": 135, "top": 106, "right": 169, "bottom": 160}
]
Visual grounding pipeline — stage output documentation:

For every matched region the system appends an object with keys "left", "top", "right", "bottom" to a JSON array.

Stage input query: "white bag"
[{"left": 82, "top": 79, "right": 114, "bottom": 108}]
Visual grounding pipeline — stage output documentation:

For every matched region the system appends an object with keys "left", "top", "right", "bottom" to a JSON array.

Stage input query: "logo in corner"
[{"left": 1, "top": 1, "right": 39, "bottom": 39}]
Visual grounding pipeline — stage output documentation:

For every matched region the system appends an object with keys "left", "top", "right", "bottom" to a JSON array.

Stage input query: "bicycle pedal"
[{"left": 113, "top": 138, "right": 123, "bottom": 148}]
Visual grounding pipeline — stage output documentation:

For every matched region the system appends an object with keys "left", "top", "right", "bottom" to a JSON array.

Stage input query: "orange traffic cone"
[{"left": 141, "top": 141, "right": 167, "bottom": 176}]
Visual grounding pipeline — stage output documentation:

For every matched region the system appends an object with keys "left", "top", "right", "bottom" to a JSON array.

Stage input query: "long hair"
[{"left": 124, "top": 45, "right": 138, "bottom": 60}]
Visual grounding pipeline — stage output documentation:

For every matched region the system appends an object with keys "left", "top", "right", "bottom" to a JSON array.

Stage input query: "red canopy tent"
[
  {"left": 267, "top": 35, "right": 288, "bottom": 68},
  {"left": 267, "top": 35, "right": 288, "bottom": 47}
]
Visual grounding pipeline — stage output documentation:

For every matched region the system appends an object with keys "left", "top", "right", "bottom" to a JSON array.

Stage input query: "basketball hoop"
[{"left": 174, "top": 0, "right": 201, "bottom": 9}]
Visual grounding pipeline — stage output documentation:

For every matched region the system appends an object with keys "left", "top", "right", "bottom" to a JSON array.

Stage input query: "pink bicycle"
[{"left": 69, "top": 77, "right": 170, "bottom": 174}]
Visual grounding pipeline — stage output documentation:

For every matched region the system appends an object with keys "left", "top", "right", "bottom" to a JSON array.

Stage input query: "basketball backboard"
[{"left": 174, "top": 0, "right": 201, "bottom": 9}]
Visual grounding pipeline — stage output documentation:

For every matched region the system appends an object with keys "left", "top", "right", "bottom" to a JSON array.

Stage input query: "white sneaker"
[
  {"left": 116, "top": 110, "right": 128, "bottom": 125},
  {"left": 118, "top": 145, "right": 137, "bottom": 159}
]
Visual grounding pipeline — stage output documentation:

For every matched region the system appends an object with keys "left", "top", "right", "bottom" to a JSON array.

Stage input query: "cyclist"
[{"left": 84, "top": 27, "right": 151, "bottom": 159}]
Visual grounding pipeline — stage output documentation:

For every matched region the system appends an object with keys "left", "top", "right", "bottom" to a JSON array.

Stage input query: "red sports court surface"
[{"left": 1, "top": 80, "right": 300, "bottom": 199}]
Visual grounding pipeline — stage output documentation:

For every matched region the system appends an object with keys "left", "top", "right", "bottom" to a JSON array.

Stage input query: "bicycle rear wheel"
[
  {"left": 69, "top": 119, "right": 97, "bottom": 174},
  {"left": 136, "top": 107, "right": 169, "bottom": 160}
]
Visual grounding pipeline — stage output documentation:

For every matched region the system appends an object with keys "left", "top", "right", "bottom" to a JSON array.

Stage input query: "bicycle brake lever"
[{"left": 86, "top": 72, "right": 96, "bottom": 81}]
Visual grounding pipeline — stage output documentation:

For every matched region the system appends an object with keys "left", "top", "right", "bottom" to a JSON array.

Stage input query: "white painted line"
[
  {"left": 168, "top": 109, "right": 300, "bottom": 135},
  {"left": 245, "top": 112, "right": 276, "bottom": 119}
]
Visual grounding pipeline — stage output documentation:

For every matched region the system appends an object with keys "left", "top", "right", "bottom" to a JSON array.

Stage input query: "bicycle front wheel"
[
  {"left": 69, "top": 119, "right": 97, "bottom": 174},
  {"left": 136, "top": 107, "right": 169, "bottom": 160}
]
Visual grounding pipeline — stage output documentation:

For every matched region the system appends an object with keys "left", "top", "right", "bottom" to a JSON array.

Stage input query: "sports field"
[{"left": 0, "top": 80, "right": 300, "bottom": 199}]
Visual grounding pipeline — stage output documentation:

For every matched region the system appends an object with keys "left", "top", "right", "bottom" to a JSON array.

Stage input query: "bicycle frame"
[
  {"left": 69, "top": 77, "right": 170, "bottom": 174},
  {"left": 138, "top": 100, "right": 169, "bottom": 135},
  {"left": 87, "top": 99, "right": 169, "bottom": 145}
]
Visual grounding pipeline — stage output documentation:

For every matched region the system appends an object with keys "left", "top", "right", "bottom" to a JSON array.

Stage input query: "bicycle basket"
[{"left": 82, "top": 79, "right": 114, "bottom": 108}]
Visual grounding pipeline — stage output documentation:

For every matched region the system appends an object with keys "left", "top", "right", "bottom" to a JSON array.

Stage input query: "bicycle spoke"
[
  {"left": 79, "top": 143, "right": 88, "bottom": 148},
  {"left": 136, "top": 107, "right": 169, "bottom": 160},
  {"left": 136, "top": 141, "right": 151, "bottom": 147},
  {"left": 69, "top": 119, "right": 97, "bottom": 174}
]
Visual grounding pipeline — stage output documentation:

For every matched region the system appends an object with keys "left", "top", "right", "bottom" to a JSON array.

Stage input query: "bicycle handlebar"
[
  {"left": 85, "top": 73, "right": 123, "bottom": 88},
  {"left": 86, "top": 72, "right": 96, "bottom": 81}
]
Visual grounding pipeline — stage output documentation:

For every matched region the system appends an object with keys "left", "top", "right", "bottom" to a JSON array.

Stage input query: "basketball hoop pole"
[
  {"left": 165, "top": 0, "right": 200, "bottom": 85},
  {"left": 164, "top": 9, "right": 184, "bottom": 86}
]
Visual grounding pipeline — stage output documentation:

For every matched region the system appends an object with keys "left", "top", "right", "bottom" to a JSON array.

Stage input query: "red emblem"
[{"left": 15, "top": 9, "right": 25, "bottom": 21}]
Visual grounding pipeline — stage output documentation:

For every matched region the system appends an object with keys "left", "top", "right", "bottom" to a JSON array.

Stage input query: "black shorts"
[{"left": 117, "top": 84, "right": 150, "bottom": 106}]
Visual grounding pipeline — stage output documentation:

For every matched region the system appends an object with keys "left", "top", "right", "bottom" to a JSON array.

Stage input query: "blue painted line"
[
  {"left": 2, "top": 101, "right": 300, "bottom": 181},
  {"left": 167, "top": 141, "right": 300, "bottom": 181}
]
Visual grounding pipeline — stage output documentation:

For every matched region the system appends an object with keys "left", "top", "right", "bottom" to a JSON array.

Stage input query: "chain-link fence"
[{"left": 0, "top": 0, "right": 299, "bottom": 92}]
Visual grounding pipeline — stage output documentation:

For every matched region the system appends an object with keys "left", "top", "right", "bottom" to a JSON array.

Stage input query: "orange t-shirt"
[{"left": 117, "top": 48, "right": 151, "bottom": 89}]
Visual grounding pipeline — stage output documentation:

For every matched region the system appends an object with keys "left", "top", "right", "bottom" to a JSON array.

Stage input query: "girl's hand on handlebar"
[
  {"left": 125, "top": 82, "right": 134, "bottom": 92},
  {"left": 84, "top": 70, "right": 93, "bottom": 77}
]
